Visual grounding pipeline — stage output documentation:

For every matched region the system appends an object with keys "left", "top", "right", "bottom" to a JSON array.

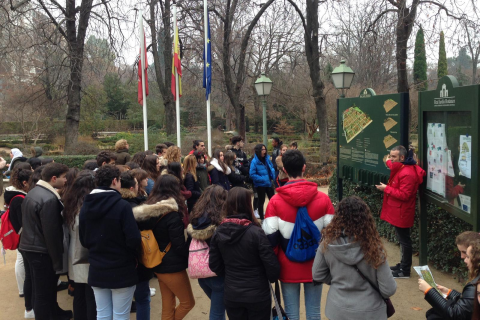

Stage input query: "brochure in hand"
[{"left": 414, "top": 265, "right": 446, "bottom": 298}]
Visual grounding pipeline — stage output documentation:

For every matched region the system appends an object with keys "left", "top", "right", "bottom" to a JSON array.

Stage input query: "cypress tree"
[
  {"left": 413, "top": 27, "right": 428, "bottom": 91},
  {"left": 438, "top": 31, "right": 448, "bottom": 79}
]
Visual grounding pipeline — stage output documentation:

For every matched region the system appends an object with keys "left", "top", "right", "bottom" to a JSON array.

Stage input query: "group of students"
[{"left": 2, "top": 138, "right": 480, "bottom": 320}]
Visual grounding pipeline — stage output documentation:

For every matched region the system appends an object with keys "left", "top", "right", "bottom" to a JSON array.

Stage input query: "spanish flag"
[{"left": 171, "top": 21, "right": 182, "bottom": 100}]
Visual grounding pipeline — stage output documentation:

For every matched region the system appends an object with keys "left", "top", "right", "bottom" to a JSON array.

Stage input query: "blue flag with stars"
[{"left": 203, "top": 14, "right": 212, "bottom": 100}]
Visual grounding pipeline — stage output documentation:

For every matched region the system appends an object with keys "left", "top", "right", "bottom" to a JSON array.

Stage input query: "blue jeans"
[
  {"left": 281, "top": 282, "right": 322, "bottom": 320},
  {"left": 92, "top": 285, "right": 136, "bottom": 320},
  {"left": 134, "top": 280, "right": 151, "bottom": 320},
  {"left": 198, "top": 276, "right": 226, "bottom": 320}
]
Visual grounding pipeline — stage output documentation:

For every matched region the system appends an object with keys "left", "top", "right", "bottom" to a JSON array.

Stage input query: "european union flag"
[{"left": 203, "top": 15, "right": 212, "bottom": 100}]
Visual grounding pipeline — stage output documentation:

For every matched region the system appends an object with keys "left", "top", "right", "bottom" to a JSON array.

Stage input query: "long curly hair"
[
  {"left": 468, "top": 239, "right": 480, "bottom": 281},
  {"left": 165, "top": 146, "right": 182, "bottom": 163},
  {"left": 322, "top": 196, "right": 386, "bottom": 269},
  {"left": 190, "top": 185, "right": 227, "bottom": 226}
]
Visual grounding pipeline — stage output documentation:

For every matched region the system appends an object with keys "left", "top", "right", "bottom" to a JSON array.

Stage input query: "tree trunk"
[
  {"left": 234, "top": 105, "right": 246, "bottom": 138},
  {"left": 472, "top": 60, "right": 477, "bottom": 84},
  {"left": 65, "top": 69, "right": 82, "bottom": 154},
  {"left": 149, "top": 0, "right": 175, "bottom": 136},
  {"left": 305, "top": 0, "right": 329, "bottom": 163},
  {"left": 64, "top": 0, "right": 92, "bottom": 154},
  {"left": 396, "top": 9, "right": 410, "bottom": 93}
]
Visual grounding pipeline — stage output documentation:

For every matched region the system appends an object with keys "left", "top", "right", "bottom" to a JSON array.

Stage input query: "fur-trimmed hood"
[
  {"left": 132, "top": 198, "right": 178, "bottom": 222},
  {"left": 210, "top": 158, "right": 231, "bottom": 174},
  {"left": 186, "top": 224, "right": 217, "bottom": 241},
  {"left": 119, "top": 188, "right": 137, "bottom": 199}
]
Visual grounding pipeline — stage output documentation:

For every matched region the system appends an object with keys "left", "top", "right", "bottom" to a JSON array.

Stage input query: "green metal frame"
[{"left": 418, "top": 75, "right": 479, "bottom": 264}]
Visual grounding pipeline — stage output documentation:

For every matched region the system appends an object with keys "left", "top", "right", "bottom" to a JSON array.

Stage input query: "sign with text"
[{"left": 337, "top": 91, "right": 409, "bottom": 185}]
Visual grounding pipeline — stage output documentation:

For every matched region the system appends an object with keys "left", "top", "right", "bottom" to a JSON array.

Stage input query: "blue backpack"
[{"left": 285, "top": 207, "right": 321, "bottom": 262}]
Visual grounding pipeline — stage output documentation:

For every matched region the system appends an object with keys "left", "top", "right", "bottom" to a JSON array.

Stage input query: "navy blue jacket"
[
  {"left": 249, "top": 154, "right": 275, "bottom": 187},
  {"left": 79, "top": 187, "right": 141, "bottom": 289},
  {"left": 210, "top": 168, "right": 231, "bottom": 191}
]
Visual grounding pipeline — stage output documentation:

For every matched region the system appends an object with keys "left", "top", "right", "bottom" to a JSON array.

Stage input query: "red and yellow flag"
[{"left": 171, "top": 22, "right": 182, "bottom": 100}]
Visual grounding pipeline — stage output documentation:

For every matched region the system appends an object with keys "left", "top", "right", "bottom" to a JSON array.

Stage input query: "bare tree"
[
  {"left": 366, "top": 0, "right": 471, "bottom": 93},
  {"left": 463, "top": 20, "right": 480, "bottom": 84},
  {"left": 4, "top": 0, "right": 131, "bottom": 153}
]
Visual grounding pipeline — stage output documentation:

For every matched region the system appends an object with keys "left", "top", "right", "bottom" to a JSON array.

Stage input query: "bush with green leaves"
[{"left": 328, "top": 170, "right": 470, "bottom": 281}]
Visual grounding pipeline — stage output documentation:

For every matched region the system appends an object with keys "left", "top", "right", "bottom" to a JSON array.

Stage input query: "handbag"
[
  {"left": 270, "top": 281, "right": 289, "bottom": 320},
  {"left": 354, "top": 265, "right": 395, "bottom": 318}
]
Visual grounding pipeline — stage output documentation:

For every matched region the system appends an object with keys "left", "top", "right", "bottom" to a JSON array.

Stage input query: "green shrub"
[
  {"left": 328, "top": 170, "right": 470, "bottom": 281},
  {"left": 3, "top": 155, "right": 96, "bottom": 169}
]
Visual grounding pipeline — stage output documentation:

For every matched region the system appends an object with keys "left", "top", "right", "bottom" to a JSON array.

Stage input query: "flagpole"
[
  {"left": 173, "top": 4, "right": 181, "bottom": 149},
  {"left": 204, "top": 0, "right": 211, "bottom": 157},
  {"left": 140, "top": 12, "right": 148, "bottom": 151}
]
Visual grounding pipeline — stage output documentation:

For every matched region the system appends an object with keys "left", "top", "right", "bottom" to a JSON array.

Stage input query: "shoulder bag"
[{"left": 354, "top": 265, "right": 395, "bottom": 318}]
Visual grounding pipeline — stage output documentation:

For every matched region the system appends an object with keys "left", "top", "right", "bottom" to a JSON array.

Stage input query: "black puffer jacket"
[
  {"left": 209, "top": 214, "right": 280, "bottom": 303},
  {"left": 425, "top": 274, "right": 480, "bottom": 320},
  {"left": 3, "top": 186, "right": 27, "bottom": 233},
  {"left": 184, "top": 173, "right": 202, "bottom": 212},
  {"left": 227, "top": 166, "right": 247, "bottom": 188},
  {"left": 79, "top": 187, "right": 141, "bottom": 289},
  {"left": 133, "top": 198, "right": 190, "bottom": 274},
  {"left": 19, "top": 180, "right": 64, "bottom": 272}
]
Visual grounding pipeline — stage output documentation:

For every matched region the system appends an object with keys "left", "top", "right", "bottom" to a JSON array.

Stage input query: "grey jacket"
[{"left": 312, "top": 236, "right": 397, "bottom": 320}]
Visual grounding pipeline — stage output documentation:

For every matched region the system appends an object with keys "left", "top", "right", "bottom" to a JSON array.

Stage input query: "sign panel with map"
[{"left": 337, "top": 91, "right": 409, "bottom": 185}]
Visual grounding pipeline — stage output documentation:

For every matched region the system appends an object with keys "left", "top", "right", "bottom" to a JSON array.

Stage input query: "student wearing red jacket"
[
  {"left": 376, "top": 145, "right": 425, "bottom": 279},
  {"left": 263, "top": 150, "right": 334, "bottom": 320}
]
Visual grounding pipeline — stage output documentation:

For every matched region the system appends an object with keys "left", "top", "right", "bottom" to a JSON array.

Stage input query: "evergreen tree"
[
  {"left": 438, "top": 31, "right": 448, "bottom": 79},
  {"left": 324, "top": 62, "right": 333, "bottom": 81},
  {"left": 413, "top": 27, "right": 428, "bottom": 91}
]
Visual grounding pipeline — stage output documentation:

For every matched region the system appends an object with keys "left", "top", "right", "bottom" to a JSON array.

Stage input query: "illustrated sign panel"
[{"left": 338, "top": 92, "right": 409, "bottom": 184}]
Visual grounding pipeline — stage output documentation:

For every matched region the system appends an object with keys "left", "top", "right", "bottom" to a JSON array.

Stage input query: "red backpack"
[{"left": 0, "top": 195, "right": 25, "bottom": 250}]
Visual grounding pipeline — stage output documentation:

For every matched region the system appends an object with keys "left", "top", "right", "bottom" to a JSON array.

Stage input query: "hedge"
[
  {"left": 328, "top": 170, "right": 471, "bottom": 282},
  {"left": 3, "top": 155, "right": 96, "bottom": 170}
]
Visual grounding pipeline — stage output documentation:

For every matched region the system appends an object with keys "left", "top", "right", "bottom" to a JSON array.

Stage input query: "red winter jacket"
[
  {"left": 263, "top": 180, "right": 335, "bottom": 283},
  {"left": 380, "top": 160, "right": 425, "bottom": 228}
]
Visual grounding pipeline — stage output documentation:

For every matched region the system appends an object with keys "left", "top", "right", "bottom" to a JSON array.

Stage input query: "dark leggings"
[
  {"left": 256, "top": 186, "right": 275, "bottom": 219},
  {"left": 74, "top": 283, "right": 97, "bottom": 320},
  {"left": 21, "top": 250, "right": 34, "bottom": 311}
]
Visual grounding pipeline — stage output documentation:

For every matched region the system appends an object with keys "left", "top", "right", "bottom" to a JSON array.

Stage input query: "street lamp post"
[
  {"left": 332, "top": 60, "right": 355, "bottom": 202},
  {"left": 255, "top": 74, "right": 273, "bottom": 146},
  {"left": 332, "top": 60, "right": 355, "bottom": 98}
]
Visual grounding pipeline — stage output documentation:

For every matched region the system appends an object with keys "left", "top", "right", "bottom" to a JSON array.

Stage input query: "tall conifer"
[
  {"left": 413, "top": 27, "right": 428, "bottom": 91},
  {"left": 438, "top": 31, "right": 448, "bottom": 79}
]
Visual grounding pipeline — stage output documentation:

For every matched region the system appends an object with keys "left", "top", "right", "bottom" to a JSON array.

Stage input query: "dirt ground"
[{"left": 0, "top": 187, "right": 466, "bottom": 320}]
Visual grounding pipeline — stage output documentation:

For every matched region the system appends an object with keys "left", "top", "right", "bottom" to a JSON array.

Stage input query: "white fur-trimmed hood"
[{"left": 132, "top": 198, "right": 178, "bottom": 221}]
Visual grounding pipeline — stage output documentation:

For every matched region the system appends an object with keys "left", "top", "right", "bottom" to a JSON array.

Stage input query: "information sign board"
[{"left": 337, "top": 91, "right": 409, "bottom": 185}]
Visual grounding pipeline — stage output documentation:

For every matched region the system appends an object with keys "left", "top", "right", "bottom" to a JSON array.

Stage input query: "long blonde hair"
[{"left": 183, "top": 155, "right": 197, "bottom": 181}]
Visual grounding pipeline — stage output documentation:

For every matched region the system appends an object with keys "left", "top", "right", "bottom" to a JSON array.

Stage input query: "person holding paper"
[
  {"left": 376, "top": 145, "right": 425, "bottom": 279},
  {"left": 418, "top": 239, "right": 480, "bottom": 320}
]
